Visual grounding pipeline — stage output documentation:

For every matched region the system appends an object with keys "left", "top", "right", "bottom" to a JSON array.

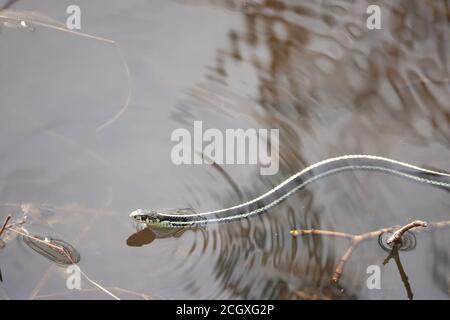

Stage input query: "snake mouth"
[
  {"left": 129, "top": 209, "right": 153, "bottom": 223},
  {"left": 129, "top": 209, "right": 174, "bottom": 228},
  {"left": 129, "top": 208, "right": 147, "bottom": 218}
]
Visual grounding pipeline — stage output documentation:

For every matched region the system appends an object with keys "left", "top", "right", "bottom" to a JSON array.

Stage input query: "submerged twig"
[
  {"left": 290, "top": 219, "right": 450, "bottom": 285},
  {"left": 383, "top": 245, "right": 413, "bottom": 300},
  {"left": 33, "top": 286, "right": 153, "bottom": 300},
  {"left": 0, "top": 215, "right": 11, "bottom": 238},
  {"left": 1, "top": 215, "right": 12, "bottom": 283}
]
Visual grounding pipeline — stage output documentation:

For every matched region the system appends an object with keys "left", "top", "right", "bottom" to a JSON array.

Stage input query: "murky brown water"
[{"left": 0, "top": 0, "right": 449, "bottom": 299}]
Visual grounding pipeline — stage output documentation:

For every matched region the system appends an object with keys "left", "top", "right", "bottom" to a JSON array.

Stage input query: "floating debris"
[
  {"left": 21, "top": 233, "right": 80, "bottom": 266},
  {"left": 0, "top": 213, "right": 80, "bottom": 266},
  {"left": 1, "top": 18, "right": 35, "bottom": 31}
]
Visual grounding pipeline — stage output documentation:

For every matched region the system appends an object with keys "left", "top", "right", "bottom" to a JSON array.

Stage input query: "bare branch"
[
  {"left": 290, "top": 229, "right": 354, "bottom": 239},
  {"left": 291, "top": 219, "right": 450, "bottom": 285},
  {"left": 386, "top": 220, "right": 428, "bottom": 245},
  {"left": 332, "top": 244, "right": 356, "bottom": 283}
]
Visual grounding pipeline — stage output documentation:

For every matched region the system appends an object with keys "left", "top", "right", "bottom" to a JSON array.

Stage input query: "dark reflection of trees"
[
  {"left": 428, "top": 232, "right": 450, "bottom": 297},
  {"left": 175, "top": 0, "right": 450, "bottom": 299}
]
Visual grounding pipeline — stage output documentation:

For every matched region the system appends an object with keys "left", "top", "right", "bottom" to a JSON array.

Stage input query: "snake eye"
[{"left": 135, "top": 215, "right": 147, "bottom": 223}]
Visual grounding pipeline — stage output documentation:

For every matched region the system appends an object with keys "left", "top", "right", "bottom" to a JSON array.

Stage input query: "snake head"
[
  {"left": 130, "top": 208, "right": 204, "bottom": 229},
  {"left": 129, "top": 209, "right": 169, "bottom": 227}
]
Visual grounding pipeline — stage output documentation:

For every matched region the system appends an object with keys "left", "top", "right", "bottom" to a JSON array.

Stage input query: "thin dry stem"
[
  {"left": 290, "top": 229, "right": 354, "bottom": 239},
  {"left": 0, "top": 215, "right": 11, "bottom": 238},
  {"left": 6, "top": 227, "right": 65, "bottom": 253}
]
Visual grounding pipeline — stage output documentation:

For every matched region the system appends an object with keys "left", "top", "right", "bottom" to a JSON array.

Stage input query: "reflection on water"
[
  {"left": 126, "top": 222, "right": 198, "bottom": 246},
  {"left": 0, "top": 0, "right": 449, "bottom": 299}
]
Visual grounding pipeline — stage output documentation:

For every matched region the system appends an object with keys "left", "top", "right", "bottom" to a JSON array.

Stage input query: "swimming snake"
[{"left": 130, "top": 155, "right": 450, "bottom": 228}]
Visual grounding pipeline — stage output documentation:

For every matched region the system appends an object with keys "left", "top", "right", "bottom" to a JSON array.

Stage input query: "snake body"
[{"left": 129, "top": 155, "right": 450, "bottom": 228}]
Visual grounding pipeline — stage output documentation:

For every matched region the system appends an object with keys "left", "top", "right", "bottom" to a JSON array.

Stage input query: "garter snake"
[{"left": 130, "top": 155, "right": 450, "bottom": 228}]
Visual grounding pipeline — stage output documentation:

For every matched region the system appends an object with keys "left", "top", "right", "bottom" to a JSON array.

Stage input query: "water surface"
[{"left": 0, "top": 0, "right": 449, "bottom": 299}]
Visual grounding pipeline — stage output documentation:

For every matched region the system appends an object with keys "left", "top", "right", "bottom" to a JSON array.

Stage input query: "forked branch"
[{"left": 290, "top": 219, "right": 450, "bottom": 285}]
